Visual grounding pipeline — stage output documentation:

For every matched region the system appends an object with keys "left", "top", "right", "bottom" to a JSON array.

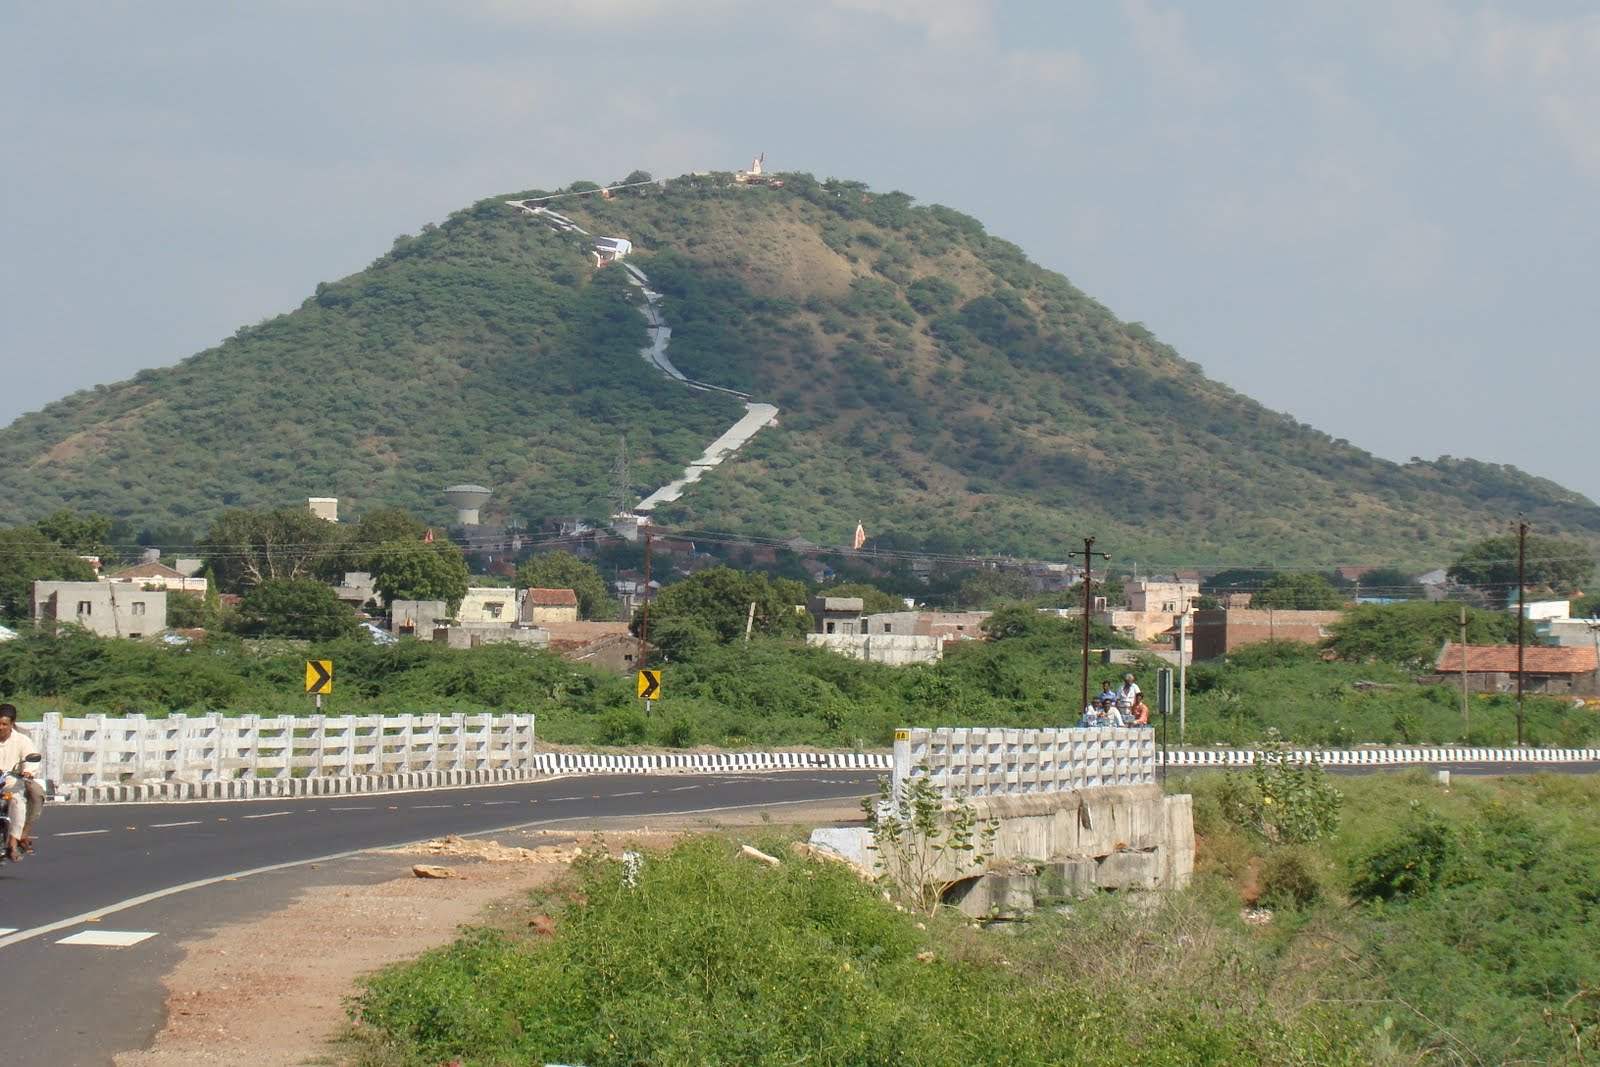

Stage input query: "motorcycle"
[{"left": 0, "top": 753, "right": 43, "bottom": 864}]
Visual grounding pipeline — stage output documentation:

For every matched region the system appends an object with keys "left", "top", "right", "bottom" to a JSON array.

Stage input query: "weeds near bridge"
[
  {"left": 1218, "top": 752, "right": 1344, "bottom": 845},
  {"left": 864, "top": 770, "right": 996, "bottom": 914}
]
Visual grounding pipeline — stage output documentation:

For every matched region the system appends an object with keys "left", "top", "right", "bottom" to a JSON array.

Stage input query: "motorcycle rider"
[{"left": 0, "top": 706, "right": 43, "bottom": 859}]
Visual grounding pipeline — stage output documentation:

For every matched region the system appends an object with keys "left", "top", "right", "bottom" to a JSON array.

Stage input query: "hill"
[{"left": 2, "top": 171, "right": 1596, "bottom": 564}]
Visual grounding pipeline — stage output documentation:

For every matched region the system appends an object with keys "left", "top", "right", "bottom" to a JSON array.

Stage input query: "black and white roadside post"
[{"left": 1156, "top": 667, "right": 1174, "bottom": 787}]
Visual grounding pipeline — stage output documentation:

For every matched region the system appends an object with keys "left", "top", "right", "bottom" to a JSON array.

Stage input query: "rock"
[
  {"left": 916, "top": 950, "right": 936, "bottom": 963},
  {"left": 808, "top": 826, "right": 875, "bottom": 870},
  {"left": 740, "top": 844, "right": 781, "bottom": 867},
  {"left": 790, "top": 841, "right": 875, "bottom": 881},
  {"left": 1096, "top": 850, "right": 1161, "bottom": 891},
  {"left": 1037, "top": 858, "right": 1098, "bottom": 901},
  {"left": 945, "top": 872, "right": 1036, "bottom": 919},
  {"left": 411, "top": 864, "right": 455, "bottom": 879},
  {"left": 1241, "top": 906, "right": 1274, "bottom": 926}
]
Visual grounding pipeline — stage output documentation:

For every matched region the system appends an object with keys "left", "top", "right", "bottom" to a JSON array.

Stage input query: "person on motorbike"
[{"left": 0, "top": 706, "right": 43, "bottom": 859}]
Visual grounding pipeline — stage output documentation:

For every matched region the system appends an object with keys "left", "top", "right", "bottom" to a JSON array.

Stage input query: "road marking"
[
  {"left": 57, "top": 930, "right": 157, "bottom": 947},
  {"left": 550, "top": 796, "right": 581, "bottom": 802},
  {"left": 55, "top": 830, "right": 110, "bottom": 838},
  {"left": 613, "top": 791, "right": 643, "bottom": 797},
  {"left": 412, "top": 804, "right": 453, "bottom": 810},
  {"left": 242, "top": 811, "right": 290, "bottom": 820},
  {"left": 669, "top": 785, "right": 699, "bottom": 792},
  {"left": 330, "top": 806, "right": 374, "bottom": 811},
  {"left": 481, "top": 800, "right": 516, "bottom": 806},
  {"left": 149, "top": 820, "right": 201, "bottom": 829},
  {"left": 0, "top": 928, "right": 15, "bottom": 936}
]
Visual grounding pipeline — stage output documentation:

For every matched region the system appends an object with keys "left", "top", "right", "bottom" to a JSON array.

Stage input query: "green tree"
[
  {"left": 0, "top": 526, "right": 97, "bottom": 619},
  {"left": 1325, "top": 601, "right": 1519, "bottom": 667},
  {"left": 1346, "top": 566, "right": 1422, "bottom": 598},
  {"left": 370, "top": 540, "right": 470, "bottom": 612},
  {"left": 34, "top": 510, "right": 115, "bottom": 555},
  {"left": 516, "top": 551, "right": 615, "bottom": 620},
  {"left": 636, "top": 567, "right": 808, "bottom": 658},
  {"left": 1448, "top": 534, "right": 1596, "bottom": 608},
  {"left": 322, "top": 507, "right": 428, "bottom": 578},
  {"left": 1252, "top": 573, "right": 1344, "bottom": 610},
  {"left": 953, "top": 568, "right": 1033, "bottom": 609},
  {"left": 198, "top": 508, "right": 343, "bottom": 592},
  {"left": 231, "top": 578, "right": 358, "bottom": 640},
  {"left": 166, "top": 591, "right": 218, "bottom": 630}
]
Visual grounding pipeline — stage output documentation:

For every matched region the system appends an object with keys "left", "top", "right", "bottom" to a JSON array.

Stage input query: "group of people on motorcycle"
[{"left": 0, "top": 705, "right": 43, "bottom": 861}]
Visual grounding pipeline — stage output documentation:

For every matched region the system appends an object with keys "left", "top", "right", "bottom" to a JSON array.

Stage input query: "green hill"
[{"left": 2, "top": 172, "right": 1596, "bottom": 564}]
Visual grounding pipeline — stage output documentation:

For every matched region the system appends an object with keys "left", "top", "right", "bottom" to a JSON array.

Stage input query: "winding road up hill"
[{"left": 1, "top": 172, "right": 1596, "bottom": 564}]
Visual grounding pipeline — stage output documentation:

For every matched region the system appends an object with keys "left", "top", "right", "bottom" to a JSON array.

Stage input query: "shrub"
[
  {"left": 597, "top": 707, "right": 648, "bottom": 745},
  {"left": 1260, "top": 847, "right": 1325, "bottom": 909},
  {"left": 1349, "top": 815, "right": 1458, "bottom": 902},
  {"left": 1218, "top": 755, "right": 1344, "bottom": 845}
]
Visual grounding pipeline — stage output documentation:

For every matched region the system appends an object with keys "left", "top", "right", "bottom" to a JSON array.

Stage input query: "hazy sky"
[{"left": 4, "top": 1, "right": 1597, "bottom": 501}]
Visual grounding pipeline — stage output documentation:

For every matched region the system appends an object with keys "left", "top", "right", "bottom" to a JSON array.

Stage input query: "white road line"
[
  {"left": 412, "top": 804, "right": 453, "bottom": 810},
  {"left": 148, "top": 820, "right": 201, "bottom": 829},
  {"left": 0, "top": 928, "right": 15, "bottom": 936},
  {"left": 330, "top": 806, "right": 374, "bottom": 811},
  {"left": 481, "top": 800, "right": 516, "bottom": 806},
  {"left": 57, "top": 930, "right": 156, "bottom": 947},
  {"left": 55, "top": 829, "right": 110, "bottom": 837},
  {"left": 669, "top": 785, "right": 699, "bottom": 792},
  {"left": 241, "top": 811, "right": 290, "bottom": 820},
  {"left": 613, "top": 791, "right": 643, "bottom": 797},
  {"left": 550, "top": 796, "right": 581, "bottom": 802},
  {"left": 0, "top": 792, "right": 872, "bottom": 951}
]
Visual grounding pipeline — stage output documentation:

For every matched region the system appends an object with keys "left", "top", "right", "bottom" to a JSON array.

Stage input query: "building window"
[
  {"left": 128, "top": 633, "right": 142, "bottom": 640},
  {"left": 76, "top": 601, "right": 92, "bottom": 615},
  {"left": 882, "top": 623, "right": 892, "bottom": 633},
  {"left": 132, "top": 602, "right": 146, "bottom": 616},
  {"left": 485, "top": 602, "right": 503, "bottom": 619},
  {"left": 826, "top": 621, "right": 836, "bottom": 634}
]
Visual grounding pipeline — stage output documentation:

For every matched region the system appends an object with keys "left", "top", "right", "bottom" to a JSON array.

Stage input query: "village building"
[
  {"left": 860, "top": 610, "right": 991, "bottom": 642},
  {"left": 457, "top": 586, "right": 519, "bottom": 626},
  {"left": 521, "top": 588, "right": 580, "bottom": 626},
  {"left": 543, "top": 621, "right": 641, "bottom": 673},
  {"left": 809, "top": 596, "right": 865, "bottom": 636},
  {"left": 1190, "top": 607, "right": 1345, "bottom": 660},
  {"left": 32, "top": 580, "right": 167, "bottom": 639},
  {"left": 104, "top": 561, "right": 208, "bottom": 595},
  {"left": 390, "top": 599, "right": 449, "bottom": 636},
  {"left": 1432, "top": 642, "right": 1599, "bottom": 696}
]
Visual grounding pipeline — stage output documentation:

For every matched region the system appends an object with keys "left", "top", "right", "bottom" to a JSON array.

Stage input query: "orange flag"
[{"left": 853, "top": 522, "right": 866, "bottom": 551}]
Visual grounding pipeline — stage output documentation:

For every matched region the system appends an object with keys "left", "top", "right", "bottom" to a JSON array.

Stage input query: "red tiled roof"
[
  {"left": 525, "top": 588, "right": 578, "bottom": 607},
  {"left": 1435, "top": 643, "right": 1598, "bottom": 675}
]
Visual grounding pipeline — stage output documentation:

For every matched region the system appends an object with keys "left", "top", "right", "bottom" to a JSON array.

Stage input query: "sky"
[{"left": 3, "top": 1, "right": 1598, "bottom": 501}]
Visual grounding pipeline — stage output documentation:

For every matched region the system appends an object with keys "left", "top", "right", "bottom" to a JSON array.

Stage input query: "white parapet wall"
[
  {"left": 893, "top": 727, "right": 1157, "bottom": 799},
  {"left": 36, "top": 712, "right": 537, "bottom": 790},
  {"left": 806, "top": 633, "right": 944, "bottom": 665}
]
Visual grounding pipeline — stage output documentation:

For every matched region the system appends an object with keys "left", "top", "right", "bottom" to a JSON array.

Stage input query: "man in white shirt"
[
  {"left": 0, "top": 706, "right": 42, "bottom": 858},
  {"left": 1117, "top": 673, "right": 1141, "bottom": 716}
]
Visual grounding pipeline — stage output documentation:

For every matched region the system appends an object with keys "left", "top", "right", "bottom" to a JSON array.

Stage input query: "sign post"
[
  {"left": 1155, "top": 667, "right": 1173, "bottom": 787},
  {"left": 305, "top": 659, "right": 333, "bottom": 710},
  {"left": 636, "top": 669, "right": 661, "bottom": 713}
]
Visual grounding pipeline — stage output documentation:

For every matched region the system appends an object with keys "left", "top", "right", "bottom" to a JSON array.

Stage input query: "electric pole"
[
  {"left": 639, "top": 529, "right": 653, "bottom": 675},
  {"left": 1459, "top": 605, "right": 1469, "bottom": 739},
  {"left": 1516, "top": 519, "right": 1528, "bottom": 746},
  {"left": 1068, "top": 537, "right": 1111, "bottom": 715}
]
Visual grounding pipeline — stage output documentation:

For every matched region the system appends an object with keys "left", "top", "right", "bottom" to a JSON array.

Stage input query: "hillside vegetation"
[{"left": 3, "top": 172, "right": 1596, "bottom": 563}]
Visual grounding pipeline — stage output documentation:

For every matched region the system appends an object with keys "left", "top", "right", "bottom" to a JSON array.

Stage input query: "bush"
[
  {"left": 1260, "top": 847, "right": 1325, "bottom": 909},
  {"left": 596, "top": 707, "right": 648, "bottom": 745},
  {"left": 1218, "top": 755, "right": 1343, "bottom": 845},
  {"left": 1349, "top": 815, "right": 1458, "bottom": 902}
]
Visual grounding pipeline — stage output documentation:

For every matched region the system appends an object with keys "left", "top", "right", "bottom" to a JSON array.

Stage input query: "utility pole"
[
  {"left": 1067, "top": 537, "right": 1111, "bottom": 716},
  {"left": 1459, "top": 605, "right": 1469, "bottom": 739},
  {"left": 639, "top": 529, "right": 653, "bottom": 675},
  {"left": 1178, "top": 610, "right": 1188, "bottom": 744},
  {"left": 1516, "top": 519, "right": 1528, "bottom": 746}
]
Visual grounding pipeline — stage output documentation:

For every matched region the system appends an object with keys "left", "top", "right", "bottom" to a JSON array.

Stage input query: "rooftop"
[
  {"left": 525, "top": 587, "right": 579, "bottom": 607},
  {"left": 1435, "top": 642, "right": 1599, "bottom": 675}
]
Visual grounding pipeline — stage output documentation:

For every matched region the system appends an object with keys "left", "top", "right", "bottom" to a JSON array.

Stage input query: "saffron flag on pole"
[
  {"left": 853, "top": 522, "right": 867, "bottom": 551},
  {"left": 423, "top": 528, "right": 434, "bottom": 543}
]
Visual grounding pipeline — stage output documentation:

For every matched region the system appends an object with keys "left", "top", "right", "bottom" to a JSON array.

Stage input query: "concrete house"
[
  {"left": 809, "top": 596, "right": 865, "bottom": 636},
  {"left": 390, "top": 599, "right": 449, "bottom": 636},
  {"left": 521, "top": 588, "right": 580, "bottom": 626},
  {"left": 105, "top": 561, "right": 208, "bottom": 595},
  {"left": 458, "top": 587, "right": 519, "bottom": 626},
  {"left": 1191, "top": 608, "right": 1344, "bottom": 660},
  {"left": 1124, "top": 578, "right": 1199, "bottom": 614},
  {"left": 33, "top": 580, "right": 167, "bottom": 639}
]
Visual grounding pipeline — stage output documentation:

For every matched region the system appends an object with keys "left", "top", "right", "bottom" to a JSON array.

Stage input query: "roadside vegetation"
[{"left": 346, "top": 772, "right": 1600, "bottom": 1066}]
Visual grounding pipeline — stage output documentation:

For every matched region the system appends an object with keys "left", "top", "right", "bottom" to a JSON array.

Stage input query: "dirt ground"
[{"left": 115, "top": 799, "right": 866, "bottom": 1067}]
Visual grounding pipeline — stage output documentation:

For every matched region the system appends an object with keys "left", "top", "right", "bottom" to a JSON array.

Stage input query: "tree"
[
  {"left": 635, "top": 568, "right": 808, "bottom": 657},
  {"left": 370, "top": 540, "right": 470, "bottom": 612},
  {"left": 231, "top": 578, "right": 358, "bottom": 640},
  {"left": 0, "top": 526, "right": 97, "bottom": 619},
  {"left": 34, "top": 510, "right": 115, "bottom": 555},
  {"left": 198, "top": 508, "right": 343, "bottom": 592},
  {"left": 1346, "top": 567, "right": 1422, "bottom": 599},
  {"left": 952, "top": 568, "right": 1033, "bottom": 609},
  {"left": 322, "top": 507, "right": 428, "bottom": 578},
  {"left": 1252, "top": 573, "right": 1344, "bottom": 610},
  {"left": 1325, "top": 601, "right": 1520, "bottom": 667},
  {"left": 1448, "top": 534, "right": 1596, "bottom": 609},
  {"left": 516, "top": 551, "right": 615, "bottom": 620}
]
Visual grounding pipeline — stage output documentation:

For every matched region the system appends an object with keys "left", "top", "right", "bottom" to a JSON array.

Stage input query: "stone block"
[
  {"left": 945, "top": 872, "right": 1036, "bottom": 919},
  {"left": 808, "top": 826, "right": 876, "bottom": 872},
  {"left": 1096, "top": 849, "right": 1161, "bottom": 890},
  {"left": 1037, "top": 858, "right": 1098, "bottom": 900}
]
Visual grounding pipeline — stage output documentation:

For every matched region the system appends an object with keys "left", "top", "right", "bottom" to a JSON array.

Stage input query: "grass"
[{"left": 345, "top": 773, "right": 1600, "bottom": 1066}]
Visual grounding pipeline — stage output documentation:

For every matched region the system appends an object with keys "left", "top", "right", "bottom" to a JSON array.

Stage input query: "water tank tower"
[{"left": 443, "top": 484, "right": 492, "bottom": 526}]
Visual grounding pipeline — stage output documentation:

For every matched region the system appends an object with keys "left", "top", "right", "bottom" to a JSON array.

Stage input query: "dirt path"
[{"left": 116, "top": 800, "right": 865, "bottom": 1067}]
